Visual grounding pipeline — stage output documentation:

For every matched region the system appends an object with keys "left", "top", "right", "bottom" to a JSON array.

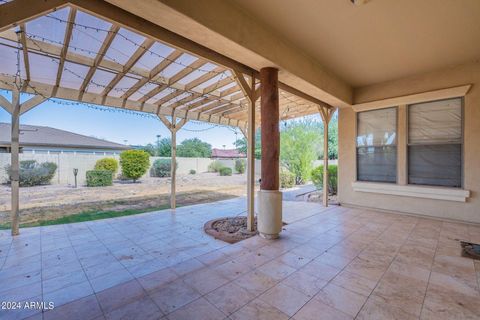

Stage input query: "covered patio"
[
  {"left": 1, "top": 198, "right": 479, "bottom": 320},
  {"left": 1, "top": 0, "right": 480, "bottom": 319}
]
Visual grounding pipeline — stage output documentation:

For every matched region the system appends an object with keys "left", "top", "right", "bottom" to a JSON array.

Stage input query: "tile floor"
[{"left": 0, "top": 197, "right": 479, "bottom": 319}]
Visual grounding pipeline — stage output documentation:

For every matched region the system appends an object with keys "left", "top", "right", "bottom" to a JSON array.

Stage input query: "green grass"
[{"left": 0, "top": 204, "right": 181, "bottom": 230}]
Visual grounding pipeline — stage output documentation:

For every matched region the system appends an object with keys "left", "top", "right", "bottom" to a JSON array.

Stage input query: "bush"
[
  {"left": 151, "top": 159, "right": 177, "bottom": 177},
  {"left": 208, "top": 160, "right": 224, "bottom": 172},
  {"left": 119, "top": 150, "right": 150, "bottom": 182},
  {"left": 311, "top": 164, "right": 338, "bottom": 195},
  {"left": 6, "top": 160, "right": 57, "bottom": 187},
  {"left": 94, "top": 158, "right": 118, "bottom": 177},
  {"left": 86, "top": 170, "right": 113, "bottom": 187},
  {"left": 280, "top": 167, "right": 295, "bottom": 189},
  {"left": 189, "top": 169, "right": 196, "bottom": 175},
  {"left": 235, "top": 159, "right": 246, "bottom": 174},
  {"left": 219, "top": 167, "right": 232, "bottom": 176}
]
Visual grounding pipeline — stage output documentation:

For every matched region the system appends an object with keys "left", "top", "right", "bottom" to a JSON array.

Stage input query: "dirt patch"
[
  {"left": 0, "top": 172, "right": 261, "bottom": 224},
  {"left": 204, "top": 217, "right": 258, "bottom": 244}
]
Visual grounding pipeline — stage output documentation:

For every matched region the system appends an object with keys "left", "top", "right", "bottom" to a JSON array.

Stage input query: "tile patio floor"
[{"left": 0, "top": 197, "right": 479, "bottom": 320}]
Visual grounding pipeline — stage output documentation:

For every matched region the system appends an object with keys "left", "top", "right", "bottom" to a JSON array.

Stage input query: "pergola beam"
[
  {"left": 0, "top": 75, "right": 246, "bottom": 128},
  {"left": 79, "top": 24, "right": 120, "bottom": 99},
  {"left": 101, "top": 38, "right": 155, "bottom": 98},
  {"left": 1, "top": 0, "right": 335, "bottom": 118},
  {"left": 122, "top": 49, "right": 182, "bottom": 100},
  {"left": 0, "top": 0, "right": 69, "bottom": 33},
  {"left": 55, "top": 8, "right": 76, "bottom": 90},
  {"left": 18, "top": 24, "right": 30, "bottom": 83}
]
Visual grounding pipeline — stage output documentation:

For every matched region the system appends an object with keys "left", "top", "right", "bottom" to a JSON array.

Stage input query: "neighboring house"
[
  {"left": 211, "top": 148, "right": 246, "bottom": 159},
  {"left": 0, "top": 123, "right": 129, "bottom": 155}
]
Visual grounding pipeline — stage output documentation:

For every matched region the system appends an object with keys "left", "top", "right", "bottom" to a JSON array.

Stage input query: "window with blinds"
[
  {"left": 408, "top": 98, "right": 462, "bottom": 187},
  {"left": 356, "top": 107, "right": 397, "bottom": 183}
]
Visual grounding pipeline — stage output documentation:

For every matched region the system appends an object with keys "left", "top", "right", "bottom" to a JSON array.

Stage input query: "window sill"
[{"left": 352, "top": 181, "right": 470, "bottom": 202}]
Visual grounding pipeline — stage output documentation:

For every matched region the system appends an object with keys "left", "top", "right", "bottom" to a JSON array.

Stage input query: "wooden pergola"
[{"left": 0, "top": 0, "right": 336, "bottom": 236}]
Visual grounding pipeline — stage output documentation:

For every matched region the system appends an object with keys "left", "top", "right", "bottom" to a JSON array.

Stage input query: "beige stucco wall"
[{"left": 338, "top": 62, "right": 480, "bottom": 223}]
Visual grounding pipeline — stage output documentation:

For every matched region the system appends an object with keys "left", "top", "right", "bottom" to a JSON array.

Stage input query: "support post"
[
  {"left": 11, "top": 90, "right": 20, "bottom": 236},
  {"left": 171, "top": 120, "right": 177, "bottom": 209},
  {"left": 234, "top": 70, "right": 258, "bottom": 232},
  {"left": 322, "top": 118, "right": 329, "bottom": 207},
  {"left": 319, "top": 106, "right": 336, "bottom": 207},
  {"left": 158, "top": 115, "right": 187, "bottom": 210},
  {"left": 258, "top": 67, "right": 282, "bottom": 239}
]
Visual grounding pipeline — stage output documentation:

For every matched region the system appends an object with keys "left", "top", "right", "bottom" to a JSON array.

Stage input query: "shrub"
[
  {"left": 94, "top": 158, "right": 118, "bottom": 177},
  {"left": 119, "top": 150, "right": 150, "bottom": 182},
  {"left": 189, "top": 169, "right": 196, "bottom": 175},
  {"left": 151, "top": 159, "right": 177, "bottom": 177},
  {"left": 235, "top": 159, "right": 246, "bottom": 174},
  {"left": 311, "top": 164, "right": 338, "bottom": 195},
  {"left": 280, "top": 167, "right": 295, "bottom": 189},
  {"left": 208, "top": 160, "right": 224, "bottom": 172},
  {"left": 86, "top": 170, "right": 113, "bottom": 187},
  {"left": 6, "top": 160, "right": 57, "bottom": 187},
  {"left": 219, "top": 167, "right": 232, "bottom": 176}
]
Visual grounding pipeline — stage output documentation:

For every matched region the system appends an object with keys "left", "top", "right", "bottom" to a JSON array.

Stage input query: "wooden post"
[
  {"left": 11, "top": 90, "right": 20, "bottom": 236},
  {"left": 170, "top": 119, "right": 177, "bottom": 209},
  {"left": 234, "top": 71, "right": 258, "bottom": 232},
  {"left": 319, "top": 106, "right": 336, "bottom": 207},
  {"left": 260, "top": 67, "right": 279, "bottom": 191},
  {"left": 322, "top": 118, "right": 329, "bottom": 207},
  {"left": 158, "top": 115, "right": 187, "bottom": 210}
]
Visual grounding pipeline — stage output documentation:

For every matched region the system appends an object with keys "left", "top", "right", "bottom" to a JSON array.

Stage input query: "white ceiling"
[{"left": 231, "top": 0, "right": 480, "bottom": 87}]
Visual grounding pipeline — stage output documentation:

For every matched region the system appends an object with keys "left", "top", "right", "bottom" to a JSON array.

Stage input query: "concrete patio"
[{"left": 0, "top": 198, "right": 479, "bottom": 320}]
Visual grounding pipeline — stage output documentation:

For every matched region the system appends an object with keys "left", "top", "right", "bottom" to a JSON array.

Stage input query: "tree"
[
  {"left": 280, "top": 120, "right": 321, "bottom": 184},
  {"left": 120, "top": 150, "right": 150, "bottom": 183},
  {"left": 140, "top": 138, "right": 171, "bottom": 156},
  {"left": 177, "top": 138, "right": 212, "bottom": 157},
  {"left": 235, "top": 130, "right": 262, "bottom": 159}
]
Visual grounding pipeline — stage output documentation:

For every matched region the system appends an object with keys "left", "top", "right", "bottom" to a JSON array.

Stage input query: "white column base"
[{"left": 258, "top": 190, "right": 282, "bottom": 239}]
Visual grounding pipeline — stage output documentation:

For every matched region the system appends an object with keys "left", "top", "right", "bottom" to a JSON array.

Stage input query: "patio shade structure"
[{"left": 0, "top": 0, "right": 335, "bottom": 236}]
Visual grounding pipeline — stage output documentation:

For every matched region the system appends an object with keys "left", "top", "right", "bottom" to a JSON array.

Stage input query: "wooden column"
[
  {"left": 322, "top": 119, "right": 329, "bottom": 207},
  {"left": 319, "top": 106, "right": 336, "bottom": 207},
  {"left": 260, "top": 67, "right": 279, "bottom": 191},
  {"left": 170, "top": 120, "right": 177, "bottom": 209},
  {"left": 159, "top": 115, "right": 186, "bottom": 210},
  {"left": 234, "top": 70, "right": 259, "bottom": 232},
  {"left": 11, "top": 90, "right": 20, "bottom": 236}
]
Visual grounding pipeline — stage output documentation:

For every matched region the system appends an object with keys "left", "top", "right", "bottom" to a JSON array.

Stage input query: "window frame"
[
  {"left": 406, "top": 97, "right": 464, "bottom": 188},
  {"left": 355, "top": 106, "right": 398, "bottom": 184}
]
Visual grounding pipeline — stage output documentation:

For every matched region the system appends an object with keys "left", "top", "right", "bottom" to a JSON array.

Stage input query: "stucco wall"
[
  {"left": 338, "top": 62, "right": 480, "bottom": 223},
  {"left": 0, "top": 154, "right": 252, "bottom": 186}
]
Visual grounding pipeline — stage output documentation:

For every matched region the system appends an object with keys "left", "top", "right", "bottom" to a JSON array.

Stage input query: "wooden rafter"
[
  {"left": 184, "top": 66, "right": 223, "bottom": 91},
  {"left": 0, "top": 74, "right": 246, "bottom": 127},
  {"left": 79, "top": 24, "right": 119, "bottom": 99},
  {"left": 100, "top": 37, "right": 155, "bottom": 98},
  {"left": 168, "top": 58, "right": 207, "bottom": 85},
  {"left": 18, "top": 24, "right": 30, "bottom": 83},
  {"left": 121, "top": 49, "right": 182, "bottom": 100},
  {"left": 55, "top": 8, "right": 76, "bottom": 90}
]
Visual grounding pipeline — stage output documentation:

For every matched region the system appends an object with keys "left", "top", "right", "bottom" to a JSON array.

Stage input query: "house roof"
[
  {"left": 211, "top": 148, "right": 246, "bottom": 158},
  {"left": 0, "top": 123, "right": 129, "bottom": 150}
]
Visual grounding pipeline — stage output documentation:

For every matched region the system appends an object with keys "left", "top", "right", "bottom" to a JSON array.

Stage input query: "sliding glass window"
[
  {"left": 408, "top": 98, "right": 462, "bottom": 187},
  {"left": 356, "top": 107, "right": 397, "bottom": 183}
]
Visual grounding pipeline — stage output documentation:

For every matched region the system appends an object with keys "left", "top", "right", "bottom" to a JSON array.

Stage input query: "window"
[
  {"left": 408, "top": 98, "right": 462, "bottom": 187},
  {"left": 356, "top": 107, "right": 397, "bottom": 182}
]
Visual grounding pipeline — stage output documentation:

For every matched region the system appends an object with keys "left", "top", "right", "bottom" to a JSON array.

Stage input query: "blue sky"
[{"left": 0, "top": 92, "right": 243, "bottom": 149}]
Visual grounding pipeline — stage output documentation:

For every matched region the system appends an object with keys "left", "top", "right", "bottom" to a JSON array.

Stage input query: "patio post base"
[{"left": 258, "top": 189, "right": 282, "bottom": 239}]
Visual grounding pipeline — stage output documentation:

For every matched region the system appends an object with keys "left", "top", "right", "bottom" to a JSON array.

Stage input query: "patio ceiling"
[{"left": 0, "top": 1, "right": 334, "bottom": 129}]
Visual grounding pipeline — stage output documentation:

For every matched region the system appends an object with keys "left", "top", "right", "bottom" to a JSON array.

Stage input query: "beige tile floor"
[{"left": 0, "top": 197, "right": 479, "bottom": 320}]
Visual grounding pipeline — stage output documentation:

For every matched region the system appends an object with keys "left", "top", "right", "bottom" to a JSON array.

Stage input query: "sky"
[{"left": 0, "top": 92, "right": 244, "bottom": 149}]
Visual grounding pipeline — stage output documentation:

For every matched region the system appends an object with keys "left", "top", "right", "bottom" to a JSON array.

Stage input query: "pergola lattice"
[{"left": 0, "top": 0, "right": 336, "bottom": 236}]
